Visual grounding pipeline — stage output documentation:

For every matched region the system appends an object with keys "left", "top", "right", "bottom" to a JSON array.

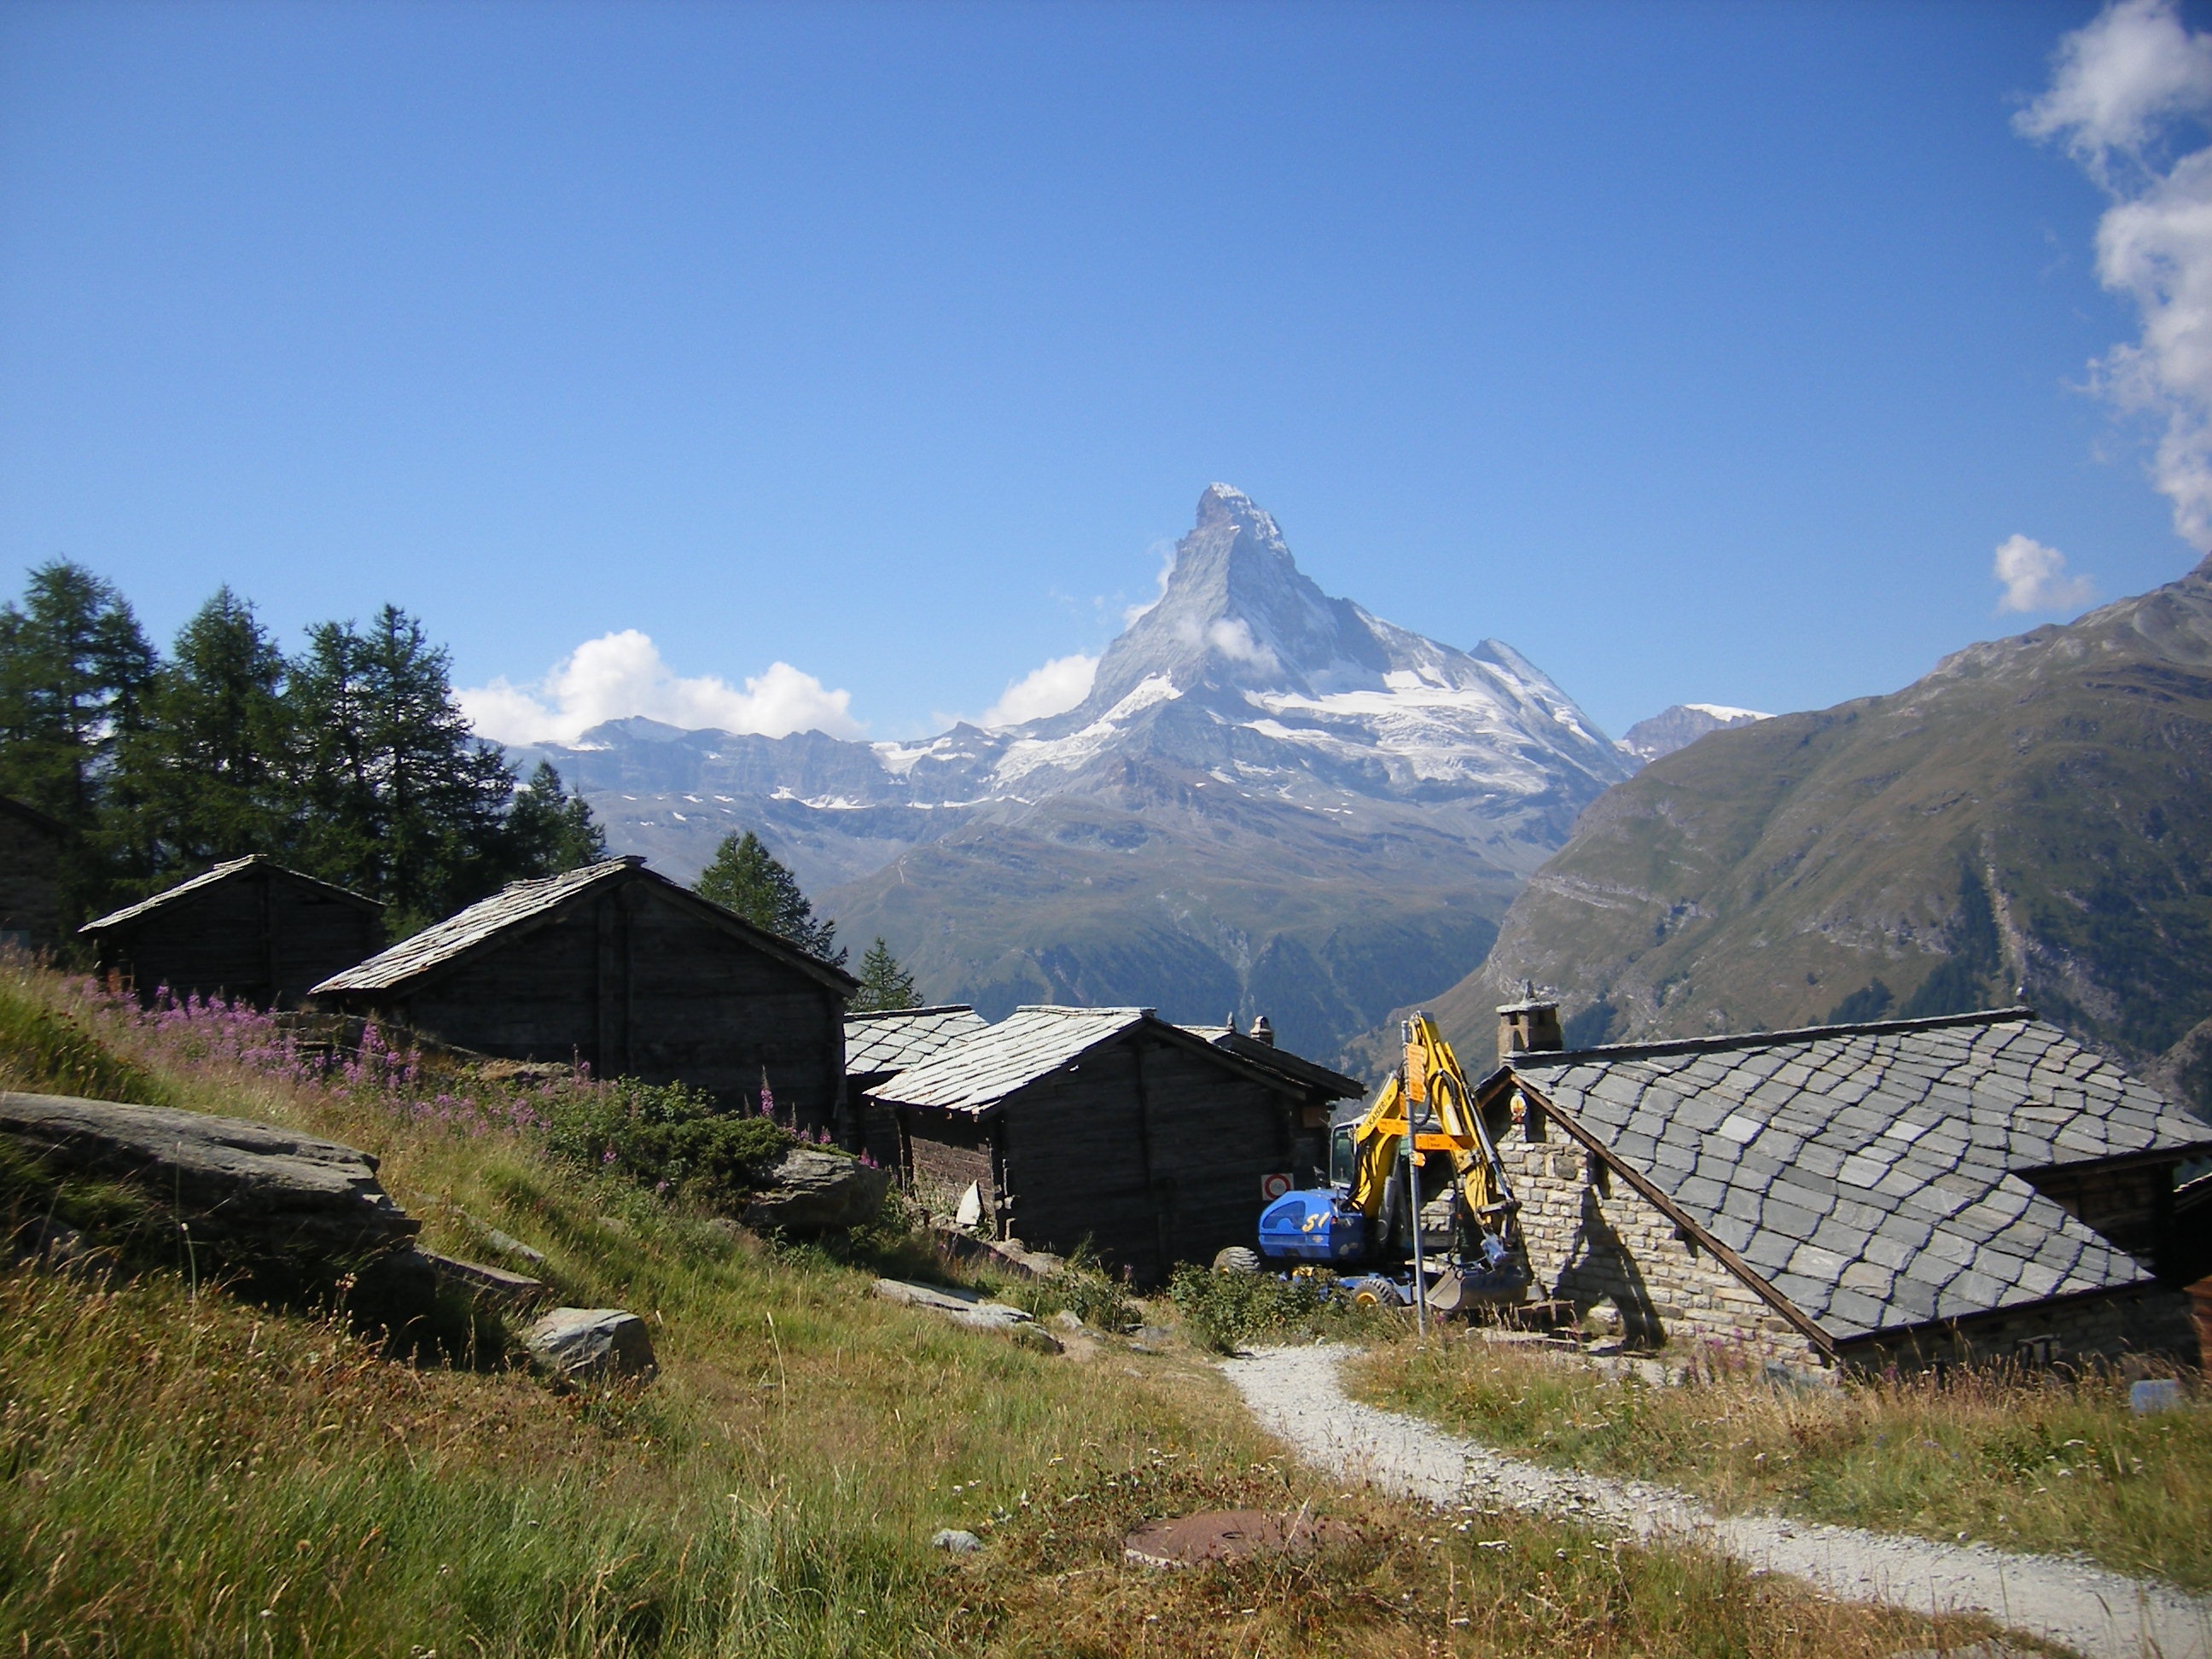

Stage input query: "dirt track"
[{"left": 1221, "top": 1344, "right": 2212, "bottom": 1659}]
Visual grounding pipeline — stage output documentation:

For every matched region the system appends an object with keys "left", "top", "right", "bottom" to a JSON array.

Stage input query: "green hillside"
[{"left": 1424, "top": 555, "right": 2212, "bottom": 1111}]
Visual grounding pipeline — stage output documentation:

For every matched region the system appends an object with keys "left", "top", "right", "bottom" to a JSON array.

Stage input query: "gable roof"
[
  {"left": 311, "top": 857, "right": 858, "bottom": 998},
  {"left": 82, "top": 855, "right": 382, "bottom": 934},
  {"left": 0, "top": 796, "right": 66, "bottom": 840},
  {"left": 844, "top": 1004, "right": 987, "bottom": 1079},
  {"left": 874, "top": 1004, "right": 1310, "bottom": 1115},
  {"left": 1180, "top": 1024, "right": 1364, "bottom": 1100},
  {"left": 1496, "top": 1009, "right": 2212, "bottom": 1348}
]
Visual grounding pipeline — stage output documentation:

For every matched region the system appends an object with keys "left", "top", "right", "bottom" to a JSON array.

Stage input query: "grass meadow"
[{"left": 0, "top": 956, "right": 2016, "bottom": 1656}]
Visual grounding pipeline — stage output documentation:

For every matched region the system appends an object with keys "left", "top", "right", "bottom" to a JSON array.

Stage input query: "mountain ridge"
[
  {"left": 513, "top": 485, "right": 1629, "bottom": 1061},
  {"left": 1417, "top": 552, "right": 2212, "bottom": 1112}
]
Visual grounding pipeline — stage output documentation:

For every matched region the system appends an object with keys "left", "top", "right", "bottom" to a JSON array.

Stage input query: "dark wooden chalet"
[
  {"left": 312, "top": 856, "right": 857, "bottom": 1130},
  {"left": 0, "top": 797, "right": 67, "bottom": 953},
  {"left": 843, "top": 1004, "right": 987, "bottom": 1164},
  {"left": 1180, "top": 1017, "right": 1364, "bottom": 1188},
  {"left": 79, "top": 855, "right": 385, "bottom": 1009},
  {"left": 869, "top": 1004, "right": 1332, "bottom": 1284}
]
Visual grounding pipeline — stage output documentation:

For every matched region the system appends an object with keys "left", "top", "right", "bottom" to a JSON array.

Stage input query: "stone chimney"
[
  {"left": 1251, "top": 1014, "right": 1275, "bottom": 1046},
  {"left": 1495, "top": 985, "right": 1562, "bottom": 1057}
]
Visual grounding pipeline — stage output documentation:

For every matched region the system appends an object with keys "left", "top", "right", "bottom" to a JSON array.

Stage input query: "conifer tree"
[
  {"left": 0, "top": 561, "right": 157, "bottom": 830},
  {"left": 115, "top": 587, "right": 294, "bottom": 874},
  {"left": 505, "top": 760, "right": 608, "bottom": 876},
  {"left": 852, "top": 937, "right": 920, "bottom": 1011},
  {"left": 694, "top": 830, "right": 846, "bottom": 966},
  {"left": 287, "top": 605, "right": 516, "bottom": 924}
]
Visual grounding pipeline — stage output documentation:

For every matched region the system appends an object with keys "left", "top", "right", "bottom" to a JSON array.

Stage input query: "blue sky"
[{"left": 3, "top": 0, "right": 2205, "bottom": 743}]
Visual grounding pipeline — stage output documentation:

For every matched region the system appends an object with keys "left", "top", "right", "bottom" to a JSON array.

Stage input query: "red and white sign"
[{"left": 1260, "top": 1172, "right": 1294, "bottom": 1202}]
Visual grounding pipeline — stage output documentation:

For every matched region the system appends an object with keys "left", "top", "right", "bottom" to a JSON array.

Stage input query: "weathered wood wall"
[
  {"left": 2025, "top": 1160, "right": 2182, "bottom": 1272},
  {"left": 97, "top": 870, "right": 383, "bottom": 1009},
  {"left": 387, "top": 877, "right": 845, "bottom": 1128},
  {"left": 0, "top": 812, "right": 61, "bottom": 952},
  {"left": 982, "top": 1033, "right": 1297, "bottom": 1285}
]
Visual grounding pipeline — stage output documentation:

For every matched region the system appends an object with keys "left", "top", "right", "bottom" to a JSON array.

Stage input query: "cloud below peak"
[
  {"left": 981, "top": 652, "right": 1098, "bottom": 728},
  {"left": 458, "top": 630, "right": 863, "bottom": 746},
  {"left": 1993, "top": 534, "right": 2097, "bottom": 614}
]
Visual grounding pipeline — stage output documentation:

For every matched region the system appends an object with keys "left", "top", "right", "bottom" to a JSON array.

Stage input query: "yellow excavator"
[{"left": 1256, "top": 1013, "right": 1528, "bottom": 1318}]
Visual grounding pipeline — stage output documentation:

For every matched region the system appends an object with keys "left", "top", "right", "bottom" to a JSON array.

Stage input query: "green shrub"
[
  {"left": 1167, "top": 1262, "right": 1397, "bottom": 1353},
  {"left": 540, "top": 1078, "right": 794, "bottom": 1205}
]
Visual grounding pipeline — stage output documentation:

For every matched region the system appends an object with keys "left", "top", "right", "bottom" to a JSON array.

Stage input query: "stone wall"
[{"left": 1499, "top": 1120, "right": 1820, "bottom": 1368}]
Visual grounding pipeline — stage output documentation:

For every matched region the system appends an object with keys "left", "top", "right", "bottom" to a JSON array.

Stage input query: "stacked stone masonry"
[{"left": 1499, "top": 1132, "right": 1819, "bottom": 1368}]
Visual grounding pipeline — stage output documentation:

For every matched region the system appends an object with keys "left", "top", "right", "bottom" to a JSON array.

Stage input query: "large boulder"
[
  {"left": 0, "top": 1091, "right": 417, "bottom": 1273},
  {"left": 742, "top": 1145, "right": 889, "bottom": 1235},
  {"left": 524, "top": 1307, "right": 656, "bottom": 1381}
]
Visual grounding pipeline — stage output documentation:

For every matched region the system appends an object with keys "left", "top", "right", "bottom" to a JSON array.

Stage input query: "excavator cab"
[{"left": 1329, "top": 1121, "right": 1359, "bottom": 1189}]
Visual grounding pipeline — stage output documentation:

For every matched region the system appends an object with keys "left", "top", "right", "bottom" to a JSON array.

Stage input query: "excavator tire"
[{"left": 1213, "top": 1246, "right": 1262, "bottom": 1275}]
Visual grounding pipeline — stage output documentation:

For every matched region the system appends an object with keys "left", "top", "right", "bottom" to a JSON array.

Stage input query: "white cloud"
[
  {"left": 458, "top": 629, "right": 863, "bottom": 745},
  {"left": 1205, "top": 617, "right": 1279, "bottom": 670},
  {"left": 1122, "top": 538, "right": 1178, "bottom": 626},
  {"left": 1993, "top": 534, "right": 2098, "bottom": 613},
  {"left": 981, "top": 652, "right": 1097, "bottom": 728},
  {"left": 2021, "top": 0, "right": 2212, "bottom": 547}
]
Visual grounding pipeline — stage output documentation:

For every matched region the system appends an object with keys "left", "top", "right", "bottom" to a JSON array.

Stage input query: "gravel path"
[{"left": 1220, "top": 1345, "right": 2212, "bottom": 1659}]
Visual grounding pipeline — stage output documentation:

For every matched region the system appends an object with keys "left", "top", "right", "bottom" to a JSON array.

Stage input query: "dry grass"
[
  {"left": 1353, "top": 1330, "right": 2212, "bottom": 1592},
  {"left": 0, "top": 958, "right": 2014, "bottom": 1655}
]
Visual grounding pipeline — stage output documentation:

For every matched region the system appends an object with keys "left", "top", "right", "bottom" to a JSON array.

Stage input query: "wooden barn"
[
  {"left": 0, "top": 797, "right": 67, "bottom": 953},
  {"left": 843, "top": 1004, "right": 987, "bottom": 1165},
  {"left": 312, "top": 856, "right": 856, "bottom": 1130},
  {"left": 1180, "top": 1016, "right": 1363, "bottom": 1190},
  {"left": 868, "top": 1004, "right": 1340, "bottom": 1284},
  {"left": 79, "top": 855, "right": 385, "bottom": 1009}
]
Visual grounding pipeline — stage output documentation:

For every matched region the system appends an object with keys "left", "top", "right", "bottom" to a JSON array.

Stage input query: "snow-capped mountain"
[{"left": 511, "top": 485, "right": 1630, "bottom": 1062}]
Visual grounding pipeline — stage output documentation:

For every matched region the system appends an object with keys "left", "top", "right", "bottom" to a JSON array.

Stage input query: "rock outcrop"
[
  {"left": 0, "top": 1090, "right": 417, "bottom": 1272},
  {"left": 524, "top": 1307, "right": 656, "bottom": 1380},
  {"left": 742, "top": 1146, "right": 889, "bottom": 1234}
]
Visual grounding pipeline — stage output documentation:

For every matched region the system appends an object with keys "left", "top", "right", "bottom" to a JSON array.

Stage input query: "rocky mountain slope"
[
  {"left": 515, "top": 485, "right": 1629, "bottom": 1062},
  {"left": 1424, "top": 555, "right": 2212, "bottom": 1112},
  {"left": 1616, "top": 702, "right": 1768, "bottom": 765}
]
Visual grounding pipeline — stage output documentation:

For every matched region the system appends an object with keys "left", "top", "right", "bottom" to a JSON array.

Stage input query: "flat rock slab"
[
  {"left": 525, "top": 1307, "right": 655, "bottom": 1381},
  {"left": 872, "top": 1278, "right": 1059, "bottom": 1348},
  {"left": 419, "top": 1249, "right": 548, "bottom": 1307},
  {"left": 1123, "top": 1510, "right": 1353, "bottom": 1569},
  {"left": 743, "top": 1147, "right": 889, "bottom": 1234},
  {"left": 0, "top": 1090, "right": 416, "bottom": 1263}
]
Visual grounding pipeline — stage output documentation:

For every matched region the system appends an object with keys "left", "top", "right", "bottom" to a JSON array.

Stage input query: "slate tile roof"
[
  {"left": 874, "top": 1004, "right": 1319, "bottom": 1115},
  {"left": 843, "top": 1005, "right": 988, "bottom": 1079},
  {"left": 870, "top": 1005, "right": 1154, "bottom": 1115},
  {"left": 312, "top": 857, "right": 856, "bottom": 997},
  {"left": 83, "top": 855, "right": 381, "bottom": 933},
  {"left": 1506, "top": 1009, "right": 2212, "bottom": 1346}
]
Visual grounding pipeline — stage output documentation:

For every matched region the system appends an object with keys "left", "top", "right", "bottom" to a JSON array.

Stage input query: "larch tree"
[
  {"left": 694, "top": 830, "right": 846, "bottom": 966},
  {"left": 852, "top": 938, "right": 920, "bottom": 1011}
]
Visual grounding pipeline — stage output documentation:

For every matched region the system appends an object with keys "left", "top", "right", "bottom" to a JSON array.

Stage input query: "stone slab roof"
[
  {"left": 1180, "top": 1025, "right": 1365, "bottom": 1101},
  {"left": 83, "top": 855, "right": 381, "bottom": 934},
  {"left": 312, "top": 857, "right": 856, "bottom": 998},
  {"left": 844, "top": 1005, "right": 987, "bottom": 1079},
  {"left": 1504, "top": 1009, "right": 2212, "bottom": 1347},
  {"left": 875, "top": 1004, "right": 1311, "bottom": 1116}
]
